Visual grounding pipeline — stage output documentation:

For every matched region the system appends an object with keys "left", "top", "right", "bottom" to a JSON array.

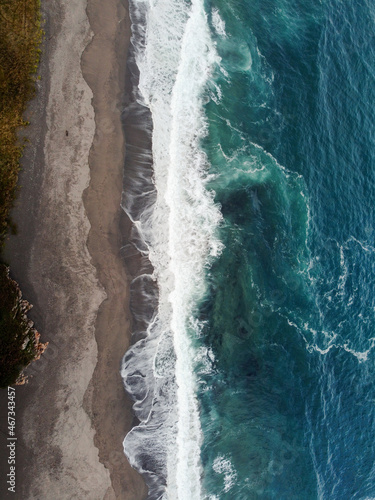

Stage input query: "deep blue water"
[
  {"left": 122, "top": 0, "right": 375, "bottom": 498},
  {"left": 197, "top": 0, "right": 375, "bottom": 497}
]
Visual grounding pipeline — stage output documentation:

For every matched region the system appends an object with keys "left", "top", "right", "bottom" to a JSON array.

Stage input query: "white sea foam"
[
  {"left": 285, "top": 316, "right": 375, "bottom": 363},
  {"left": 211, "top": 8, "right": 227, "bottom": 38},
  {"left": 212, "top": 455, "right": 237, "bottom": 493},
  {"left": 122, "top": 0, "right": 222, "bottom": 497}
]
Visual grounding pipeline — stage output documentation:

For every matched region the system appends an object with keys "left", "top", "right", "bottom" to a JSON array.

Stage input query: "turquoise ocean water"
[{"left": 121, "top": 0, "right": 375, "bottom": 498}]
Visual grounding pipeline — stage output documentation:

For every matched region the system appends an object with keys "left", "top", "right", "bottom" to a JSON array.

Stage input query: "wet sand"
[{"left": 0, "top": 0, "right": 147, "bottom": 498}]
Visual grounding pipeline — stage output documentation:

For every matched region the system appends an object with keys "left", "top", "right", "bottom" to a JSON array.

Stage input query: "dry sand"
[{"left": 0, "top": 0, "right": 147, "bottom": 498}]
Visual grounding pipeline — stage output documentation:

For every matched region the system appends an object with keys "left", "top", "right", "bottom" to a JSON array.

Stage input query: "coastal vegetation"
[{"left": 0, "top": 0, "right": 46, "bottom": 387}]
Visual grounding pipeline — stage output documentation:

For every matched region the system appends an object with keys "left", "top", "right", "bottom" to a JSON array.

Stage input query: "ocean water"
[{"left": 121, "top": 0, "right": 375, "bottom": 498}]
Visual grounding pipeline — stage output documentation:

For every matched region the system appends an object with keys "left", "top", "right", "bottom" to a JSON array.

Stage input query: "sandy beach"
[{"left": 0, "top": 0, "right": 147, "bottom": 498}]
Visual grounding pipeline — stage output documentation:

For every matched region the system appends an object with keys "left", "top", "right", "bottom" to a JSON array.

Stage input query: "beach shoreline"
[{"left": 0, "top": 0, "right": 147, "bottom": 498}]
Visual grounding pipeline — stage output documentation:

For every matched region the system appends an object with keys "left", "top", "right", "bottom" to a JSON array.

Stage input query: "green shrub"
[{"left": 0, "top": 265, "right": 47, "bottom": 388}]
